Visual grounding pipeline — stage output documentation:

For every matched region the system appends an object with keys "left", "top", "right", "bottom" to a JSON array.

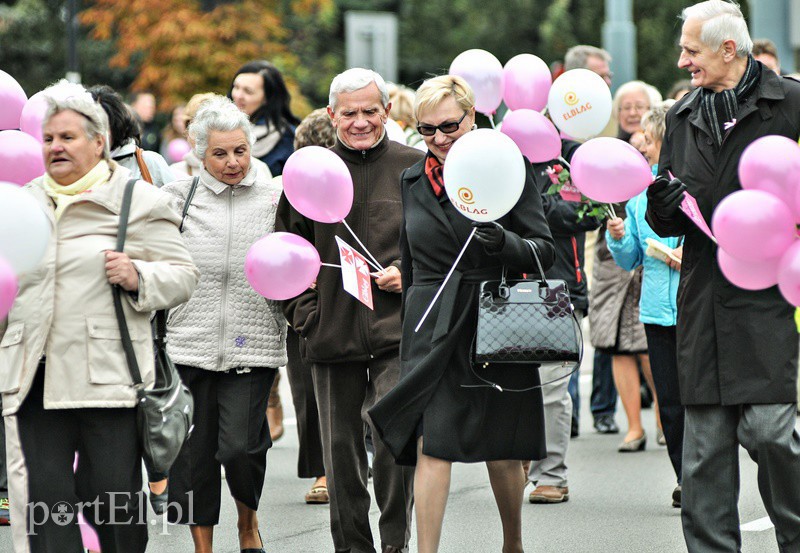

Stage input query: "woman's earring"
[{"left": 471, "top": 123, "right": 478, "bottom": 130}]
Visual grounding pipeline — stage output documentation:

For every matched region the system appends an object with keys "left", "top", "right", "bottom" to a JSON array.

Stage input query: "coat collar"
[
  {"left": 332, "top": 132, "right": 390, "bottom": 164},
  {"left": 199, "top": 160, "right": 258, "bottom": 195},
  {"left": 404, "top": 159, "right": 461, "bottom": 248}
]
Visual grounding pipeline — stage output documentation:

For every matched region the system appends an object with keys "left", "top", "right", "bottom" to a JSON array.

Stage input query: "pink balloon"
[
  {"left": 718, "top": 248, "right": 779, "bottom": 290},
  {"left": 502, "top": 54, "right": 552, "bottom": 112},
  {"left": 712, "top": 190, "right": 796, "bottom": 262},
  {"left": 0, "top": 130, "right": 45, "bottom": 185},
  {"left": 778, "top": 241, "right": 800, "bottom": 306},
  {"left": 167, "top": 138, "right": 191, "bottom": 163},
  {"left": 19, "top": 91, "right": 49, "bottom": 143},
  {"left": 245, "top": 232, "right": 321, "bottom": 300},
  {"left": 500, "top": 109, "right": 561, "bottom": 163},
  {"left": 739, "top": 135, "right": 800, "bottom": 222},
  {"left": 283, "top": 146, "right": 353, "bottom": 223},
  {"left": 0, "top": 257, "right": 18, "bottom": 320},
  {"left": 570, "top": 137, "right": 652, "bottom": 203},
  {"left": 0, "top": 70, "right": 27, "bottom": 131},
  {"left": 449, "top": 49, "right": 504, "bottom": 116}
]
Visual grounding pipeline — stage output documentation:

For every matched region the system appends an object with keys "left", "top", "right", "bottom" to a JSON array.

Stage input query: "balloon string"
[
  {"left": 341, "top": 219, "right": 385, "bottom": 272},
  {"left": 488, "top": 113, "right": 496, "bottom": 129},
  {"left": 321, "top": 263, "right": 341, "bottom": 268},
  {"left": 606, "top": 205, "right": 617, "bottom": 220},
  {"left": 414, "top": 228, "right": 476, "bottom": 333}
]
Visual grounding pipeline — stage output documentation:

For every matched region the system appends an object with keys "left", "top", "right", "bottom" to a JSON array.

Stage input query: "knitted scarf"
[
  {"left": 424, "top": 153, "right": 445, "bottom": 198},
  {"left": 700, "top": 55, "right": 760, "bottom": 146},
  {"left": 42, "top": 160, "right": 111, "bottom": 220}
]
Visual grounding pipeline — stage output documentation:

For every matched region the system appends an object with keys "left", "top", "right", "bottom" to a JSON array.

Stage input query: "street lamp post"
[
  {"left": 602, "top": 0, "right": 636, "bottom": 93},
  {"left": 66, "top": 0, "right": 81, "bottom": 83}
]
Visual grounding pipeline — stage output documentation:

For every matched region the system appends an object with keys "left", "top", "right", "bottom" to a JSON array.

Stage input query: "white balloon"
[
  {"left": 0, "top": 182, "right": 51, "bottom": 274},
  {"left": 442, "top": 129, "right": 526, "bottom": 223},
  {"left": 547, "top": 69, "right": 612, "bottom": 140},
  {"left": 385, "top": 119, "right": 406, "bottom": 144},
  {"left": 449, "top": 49, "right": 504, "bottom": 116}
]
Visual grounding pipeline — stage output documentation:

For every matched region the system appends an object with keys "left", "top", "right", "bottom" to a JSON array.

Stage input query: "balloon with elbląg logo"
[
  {"left": 442, "top": 129, "right": 526, "bottom": 223},
  {"left": 546, "top": 69, "right": 612, "bottom": 140}
]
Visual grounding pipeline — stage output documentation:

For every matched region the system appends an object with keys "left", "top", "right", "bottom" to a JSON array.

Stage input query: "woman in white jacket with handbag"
[{"left": 161, "top": 96, "right": 286, "bottom": 553}]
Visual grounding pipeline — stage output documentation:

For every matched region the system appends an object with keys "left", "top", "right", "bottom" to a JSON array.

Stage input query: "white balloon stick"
[
  {"left": 342, "top": 219, "right": 385, "bottom": 272},
  {"left": 414, "top": 227, "right": 477, "bottom": 333}
]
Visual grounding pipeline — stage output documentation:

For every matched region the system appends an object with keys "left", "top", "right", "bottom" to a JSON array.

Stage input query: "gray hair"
[
  {"left": 612, "top": 80, "right": 663, "bottom": 116},
  {"left": 641, "top": 99, "right": 677, "bottom": 142},
  {"left": 681, "top": 0, "right": 753, "bottom": 57},
  {"left": 188, "top": 95, "right": 255, "bottom": 160},
  {"left": 42, "top": 81, "right": 111, "bottom": 160},
  {"left": 328, "top": 68, "right": 389, "bottom": 112},
  {"left": 564, "top": 45, "right": 612, "bottom": 71}
]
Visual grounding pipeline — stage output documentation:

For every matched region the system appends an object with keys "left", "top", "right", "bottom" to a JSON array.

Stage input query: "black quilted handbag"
[{"left": 470, "top": 239, "right": 583, "bottom": 392}]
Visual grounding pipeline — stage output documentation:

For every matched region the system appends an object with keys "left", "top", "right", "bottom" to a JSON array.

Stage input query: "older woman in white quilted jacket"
[{"left": 161, "top": 96, "right": 287, "bottom": 553}]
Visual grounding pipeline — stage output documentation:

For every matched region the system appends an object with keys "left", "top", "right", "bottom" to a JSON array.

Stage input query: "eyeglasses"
[
  {"left": 417, "top": 111, "right": 468, "bottom": 136},
  {"left": 620, "top": 103, "right": 649, "bottom": 113}
]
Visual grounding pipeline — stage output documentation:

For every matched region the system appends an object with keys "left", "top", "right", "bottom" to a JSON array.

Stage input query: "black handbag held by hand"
[
  {"left": 469, "top": 239, "right": 583, "bottom": 392},
  {"left": 112, "top": 178, "right": 194, "bottom": 475}
]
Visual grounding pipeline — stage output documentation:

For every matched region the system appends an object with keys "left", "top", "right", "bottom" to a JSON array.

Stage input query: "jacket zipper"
[
  {"left": 359, "top": 150, "right": 374, "bottom": 359},
  {"left": 218, "top": 187, "right": 234, "bottom": 369},
  {"left": 571, "top": 236, "right": 582, "bottom": 283}
]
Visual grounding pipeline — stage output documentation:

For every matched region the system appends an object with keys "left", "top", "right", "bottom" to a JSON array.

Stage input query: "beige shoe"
[{"left": 529, "top": 485, "right": 569, "bottom": 504}]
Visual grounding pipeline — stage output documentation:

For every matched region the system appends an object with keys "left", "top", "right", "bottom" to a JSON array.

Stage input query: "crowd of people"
[{"left": 1, "top": 1, "right": 800, "bottom": 552}]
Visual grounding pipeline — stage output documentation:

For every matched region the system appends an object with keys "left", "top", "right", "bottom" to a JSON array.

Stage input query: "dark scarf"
[
  {"left": 700, "top": 55, "right": 761, "bottom": 146},
  {"left": 424, "top": 153, "right": 445, "bottom": 198}
]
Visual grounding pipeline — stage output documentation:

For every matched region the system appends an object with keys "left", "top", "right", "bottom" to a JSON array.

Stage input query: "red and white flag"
[{"left": 335, "top": 236, "right": 374, "bottom": 310}]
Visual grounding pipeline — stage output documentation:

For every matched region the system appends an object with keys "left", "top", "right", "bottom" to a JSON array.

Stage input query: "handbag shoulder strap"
[
  {"left": 113, "top": 178, "right": 143, "bottom": 386},
  {"left": 179, "top": 176, "right": 200, "bottom": 233},
  {"left": 135, "top": 147, "right": 154, "bottom": 184}
]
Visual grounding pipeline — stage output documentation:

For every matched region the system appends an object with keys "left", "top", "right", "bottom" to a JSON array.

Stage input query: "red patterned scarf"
[{"left": 424, "top": 154, "right": 445, "bottom": 198}]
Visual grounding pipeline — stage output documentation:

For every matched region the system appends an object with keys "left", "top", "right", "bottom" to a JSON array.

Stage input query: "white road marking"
[{"left": 741, "top": 517, "right": 774, "bottom": 532}]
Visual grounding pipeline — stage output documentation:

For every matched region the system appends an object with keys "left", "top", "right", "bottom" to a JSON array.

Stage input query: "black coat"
[
  {"left": 368, "top": 158, "right": 555, "bottom": 465},
  {"left": 647, "top": 67, "right": 800, "bottom": 405},
  {"left": 531, "top": 140, "right": 602, "bottom": 312}
]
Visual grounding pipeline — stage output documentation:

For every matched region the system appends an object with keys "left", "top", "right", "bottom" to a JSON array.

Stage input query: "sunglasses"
[{"left": 417, "top": 111, "right": 468, "bottom": 136}]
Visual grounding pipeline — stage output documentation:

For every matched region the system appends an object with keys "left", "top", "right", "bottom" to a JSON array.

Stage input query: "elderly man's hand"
[
  {"left": 373, "top": 266, "right": 402, "bottom": 293},
  {"left": 105, "top": 251, "right": 139, "bottom": 291}
]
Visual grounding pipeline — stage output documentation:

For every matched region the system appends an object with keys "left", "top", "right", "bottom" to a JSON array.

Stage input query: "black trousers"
[
  {"left": 643, "top": 324, "right": 684, "bottom": 483},
  {"left": 285, "top": 328, "right": 325, "bottom": 478},
  {"left": 312, "top": 353, "right": 414, "bottom": 553},
  {"left": 167, "top": 364, "right": 276, "bottom": 526},
  {"left": 17, "top": 367, "right": 147, "bottom": 553}
]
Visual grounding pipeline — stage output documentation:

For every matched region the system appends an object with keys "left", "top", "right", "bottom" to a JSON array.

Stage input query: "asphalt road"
[{"left": 0, "top": 341, "right": 789, "bottom": 552}]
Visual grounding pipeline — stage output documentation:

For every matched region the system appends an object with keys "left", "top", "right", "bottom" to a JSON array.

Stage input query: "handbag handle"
[
  {"left": 135, "top": 147, "right": 154, "bottom": 184},
  {"left": 112, "top": 178, "right": 144, "bottom": 387}
]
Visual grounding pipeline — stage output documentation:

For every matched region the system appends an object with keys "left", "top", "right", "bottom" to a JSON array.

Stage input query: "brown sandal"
[{"left": 305, "top": 485, "right": 329, "bottom": 504}]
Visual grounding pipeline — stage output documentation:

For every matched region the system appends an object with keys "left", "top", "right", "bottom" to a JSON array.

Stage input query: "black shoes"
[
  {"left": 571, "top": 417, "right": 580, "bottom": 438},
  {"left": 672, "top": 485, "right": 682, "bottom": 508},
  {"left": 593, "top": 414, "right": 620, "bottom": 434}
]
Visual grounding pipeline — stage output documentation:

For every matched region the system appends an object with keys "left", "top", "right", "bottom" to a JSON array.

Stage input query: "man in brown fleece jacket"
[{"left": 277, "top": 68, "right": 424, "bottom": 553}]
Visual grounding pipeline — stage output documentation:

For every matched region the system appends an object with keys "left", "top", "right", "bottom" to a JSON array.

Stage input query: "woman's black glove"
[
  {"left": 472, "top": 221, "right": 505, "bottom": 252},
  {"left": 647, "top": 176, "right": 687, "bottom": 218}
]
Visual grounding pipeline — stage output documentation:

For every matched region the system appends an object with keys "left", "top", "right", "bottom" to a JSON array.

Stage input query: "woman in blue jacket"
[{"left": 606, "top": 100, "right": 685, "bottom": 508}]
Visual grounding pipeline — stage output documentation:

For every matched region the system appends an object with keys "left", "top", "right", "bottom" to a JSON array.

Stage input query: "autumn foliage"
[{"left": 80, "top": 0, "right": 332, "bottom": 114}]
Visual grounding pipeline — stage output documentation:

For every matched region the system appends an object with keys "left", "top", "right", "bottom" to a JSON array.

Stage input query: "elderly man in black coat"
[{"left": 646, "top": 2, "right": 800, "bottom": 551}]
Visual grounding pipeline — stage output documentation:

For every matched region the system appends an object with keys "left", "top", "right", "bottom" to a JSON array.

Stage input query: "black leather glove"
[
  {"left": 472, "top": 221, "right": 505, "bottom": 252},
  {"left": 647, "top": 176, "right": 687, "bottom": 218}
]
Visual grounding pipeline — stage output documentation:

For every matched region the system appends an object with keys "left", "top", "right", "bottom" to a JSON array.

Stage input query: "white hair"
[
  {"left": 188, "top": 95, "right": 255, "bottom": 160},
  {"left": 681, "top": 0, "right": 753, "bottom": 57},
  {"left": 328, "top": 68, "right": 389, "bottom": 111},
  {"left": 612, "top": 80, "right": 663, "bottom": 116},
  {"left": 564, "top": 45, "right": 612, "bottom": 71},
  {"left": 42, "top": 80, "right": 111, "bottom": 160}
]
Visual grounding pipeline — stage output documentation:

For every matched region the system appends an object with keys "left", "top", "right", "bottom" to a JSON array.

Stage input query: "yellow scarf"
[{"left": 42, "top": 160, "right": 111, "bottom": 220}]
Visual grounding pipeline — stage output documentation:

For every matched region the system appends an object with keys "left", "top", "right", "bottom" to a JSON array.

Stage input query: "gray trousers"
[
  {"left": 312, "top": 353, "right": 414, "bottom": 553},
  {"left": 527, "top": 312, "right": 582, "bottom": 488},
  {"left": 682, "top": 404, "right": 800, "bottom": 552}
]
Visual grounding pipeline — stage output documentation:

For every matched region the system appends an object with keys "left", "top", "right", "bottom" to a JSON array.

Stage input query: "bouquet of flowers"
[{"left": 546, "top": 162, "right": 616, "bottom": 221}]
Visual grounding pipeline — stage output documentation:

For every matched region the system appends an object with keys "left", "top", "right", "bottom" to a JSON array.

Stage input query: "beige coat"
[{"left": 0, "top": 163, "right": 199, "bottom": 415}]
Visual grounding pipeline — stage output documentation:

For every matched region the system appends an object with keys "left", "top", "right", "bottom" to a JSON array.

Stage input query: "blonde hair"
[
  {"left": 387, "top": 84, "right": 417, "bottom": 128},
  {"left": 413, "top": 75, "right": 475, "bottom": 123},
  {"left": 184, "top": 93, "right": 217, "bottom": 128},
  {"left": 641, "top": 100, "right": 676, "bottom": 143}
]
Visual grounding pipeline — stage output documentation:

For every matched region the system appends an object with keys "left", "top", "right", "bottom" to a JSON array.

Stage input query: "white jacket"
[
  {"left": 161, "top": 162, "right": 287, "bottom": 371},
  {"left": 0, "top": 163, "right": 199, "bottom": 414}
]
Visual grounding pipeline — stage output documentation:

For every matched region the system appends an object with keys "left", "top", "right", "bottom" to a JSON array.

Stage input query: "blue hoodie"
[{"left": 606, "top": 190, "right": 681, "bottom": 327}]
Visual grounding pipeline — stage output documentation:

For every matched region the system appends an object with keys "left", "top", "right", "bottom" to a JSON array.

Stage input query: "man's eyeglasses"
[{"left": 417, "top": 111, "right": 468, "bottom": 136}]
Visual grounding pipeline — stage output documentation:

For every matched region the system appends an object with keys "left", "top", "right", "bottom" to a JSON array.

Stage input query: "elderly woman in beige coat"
[{"left": 0, "top": 82, "right": 198, "bottom": 553}]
